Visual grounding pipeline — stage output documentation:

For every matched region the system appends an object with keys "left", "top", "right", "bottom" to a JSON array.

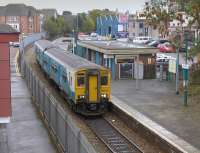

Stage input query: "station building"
[{"left": 76, "top": 40, "right": 158, "bottom": 80}]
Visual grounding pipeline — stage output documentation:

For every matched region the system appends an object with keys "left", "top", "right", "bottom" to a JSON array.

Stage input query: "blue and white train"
[{"left": 34, "top": 40, "right": 111, "bottom": 116}]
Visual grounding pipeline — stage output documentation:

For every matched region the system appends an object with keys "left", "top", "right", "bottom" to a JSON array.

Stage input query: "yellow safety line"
[{"left": 15, "top": 49, "right": 21, "bottom": 77}]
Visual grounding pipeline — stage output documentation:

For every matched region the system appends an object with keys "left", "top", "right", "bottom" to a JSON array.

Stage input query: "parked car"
[
  {"left": 9, "top": 41, "right": 20, "bottom": 47},
  {"left": 159, "top": 42, "right": 175, "bottom": 53},
  {"left": 144, "top": 39, "right": 155, "bottom": 45},
  {"left": 148, "top": 39, "right": 169, "bottom": 47},
  {"left": 90, "top": 32, "right": 98, "bottom": 37},
  {"left": 133, "top": 36, "right": 152, "bottom": 44}
]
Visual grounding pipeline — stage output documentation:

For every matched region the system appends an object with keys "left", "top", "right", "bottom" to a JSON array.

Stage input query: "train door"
[{"left": 89, "top": 75, "right": 98, "bottom": 102}]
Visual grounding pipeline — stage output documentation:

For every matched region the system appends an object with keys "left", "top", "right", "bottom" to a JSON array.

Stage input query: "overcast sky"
[{"left": 0, "top": 0, "right": 146, "bottom": 14}]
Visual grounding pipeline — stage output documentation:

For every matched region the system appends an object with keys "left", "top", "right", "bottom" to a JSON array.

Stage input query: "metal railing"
[{"left": 19, "top": 34, "right": 96, "bottom": 153}]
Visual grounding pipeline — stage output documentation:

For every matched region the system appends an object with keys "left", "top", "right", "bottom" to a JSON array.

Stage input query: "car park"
[
  {"left": 13, "top": 42, "right": 20, "bottom": 47},
  {"left": 158, "top": 42, "right": 175, "bottom": 53},
  {"left": 133, "top": 36, "right": 152, "bottom": 44},
  {"left": 148, "top": 39, "right": 169, "bottom": 47},
  {"left": 9, "top": 41, "right": 20, "bottom": 47}
]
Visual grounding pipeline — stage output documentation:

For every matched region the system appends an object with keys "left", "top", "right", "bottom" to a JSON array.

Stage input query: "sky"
[{"left": 0, "top": 0, "right": 147, "bottom": 14}]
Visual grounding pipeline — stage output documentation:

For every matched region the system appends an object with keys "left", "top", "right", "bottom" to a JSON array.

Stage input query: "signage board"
[{"left": 168, "top": 59, "right": 176, "bottom": 73}]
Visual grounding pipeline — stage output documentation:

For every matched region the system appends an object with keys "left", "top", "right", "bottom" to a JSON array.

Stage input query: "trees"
[
  {"left": 43, "top": 9, "right": 117, "bottom": 38},
  {"left": 75, "top": 13, "right": 95, "bottom": 33},
  {"left": 43, "top": 16, "right": 72, "bottom": 39},
  {"left": 144, "top": 0, "right": 174, "bottom": 38},
  {"left": 43, "top": 17, "right": 60, "bottom": 39},
  {"left": 87, "top": 9, "right": 116, "bottom": 31},
  {"left": 176, "top": 0, "right": 200, "bottom": 57}
]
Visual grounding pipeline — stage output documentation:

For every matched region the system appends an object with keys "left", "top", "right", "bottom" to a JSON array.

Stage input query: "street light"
[
  {"left": 175, "top": 33, "right": 181, "bottom": 95},
  {"left": 183, "top": 33, "right": 189, "bottom": 106}
]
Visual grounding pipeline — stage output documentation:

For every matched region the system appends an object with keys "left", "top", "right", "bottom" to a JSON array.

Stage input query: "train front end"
[{"left": 75, "top": 68, "right": 111, "bottom": 116}]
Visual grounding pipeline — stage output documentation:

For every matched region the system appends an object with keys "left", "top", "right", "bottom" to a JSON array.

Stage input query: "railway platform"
[
  {"left": 0, "top": 47, "right": 56, "bottom": 153},
  {"left": 111, "top": 79, "right": 200, "bottom": 152}
]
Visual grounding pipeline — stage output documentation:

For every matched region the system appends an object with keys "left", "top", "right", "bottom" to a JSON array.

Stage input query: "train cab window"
[
  {"left": 77, "top": 76, "right": 85, "bottom": 87},
  {"left": 62, "top": 75, "right": 67, "bottom": 83},
  {"left": 101, "top": 76, "right": 108, "bottom": 86}
]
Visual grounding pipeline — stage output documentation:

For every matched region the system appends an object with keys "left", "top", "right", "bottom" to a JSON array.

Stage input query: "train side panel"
[{"left": 59, "top": 65, "right": 76, "bottom": 102}]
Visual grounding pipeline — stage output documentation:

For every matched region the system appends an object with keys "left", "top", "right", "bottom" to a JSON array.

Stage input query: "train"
[{"left": 34, "top": 40, "right": 111, "bottom": 116}]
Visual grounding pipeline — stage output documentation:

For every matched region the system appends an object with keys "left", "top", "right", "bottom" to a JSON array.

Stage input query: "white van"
[{"left": 133, "top": 36, "right": 152, "bottom": 44}]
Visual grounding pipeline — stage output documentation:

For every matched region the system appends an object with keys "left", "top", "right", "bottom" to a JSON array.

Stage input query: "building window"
[
  {"left": 132, "top": 22, "right": 135, "bottom": 28},
  {"left": 29, "top": 24, "right": 33, "bottom": 29},
  {"left": 77, "top": 77, "right": 85, "bottom": 87},
  {"left": 101, "top": 76, "right": 108, "bottom": 86},
  {"left": 139, "top": 22, "right": 144, "bottom": 29},
  {"left": 29, "top": 17, "right": 33, "bottom": 22},
  {"left": 8, "top": 16, "right": 17, "bottom": 22}
]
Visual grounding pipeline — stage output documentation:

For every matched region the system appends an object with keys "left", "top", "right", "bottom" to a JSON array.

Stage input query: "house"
[
  {"left": 39, "top": 9, "right": 58, "bottom": 19},
  {"left": 0, "top": 4, "right": 41, "bottom": 35},
  {"left": 128, "top": 12, "right": 159, "bottom": 39}
]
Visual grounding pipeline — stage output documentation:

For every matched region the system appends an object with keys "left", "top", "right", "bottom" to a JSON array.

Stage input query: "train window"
[
  {"left": 77, "top": 77, "right": 85, "bottom": 87},
  {"left": 43, "top": 60, "right": 47, "bottom": 64},
  {"left": 62, "top": 75, "right": 67, "bottom": 83},
  {"left": 51, "top": 65, "right": 57, "bottom": 72},
  {"left": 101, "top": 76, "right": 108, "bottom": 86}
]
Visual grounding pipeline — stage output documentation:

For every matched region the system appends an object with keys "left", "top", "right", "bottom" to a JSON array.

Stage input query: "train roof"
[
  {"left": 45, "top": 47, "right": 104, "bottom": 70},
  {"left": 35, "top": 39, "right": 55, "bottom": 51}
]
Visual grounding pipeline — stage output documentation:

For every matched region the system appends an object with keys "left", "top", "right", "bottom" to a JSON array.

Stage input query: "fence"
[
  {"left": 20, "top": 33, "right": 45, "bottom": 76},
  {"left": 20, "top": 34, "right": 97, "bottom": 153}
]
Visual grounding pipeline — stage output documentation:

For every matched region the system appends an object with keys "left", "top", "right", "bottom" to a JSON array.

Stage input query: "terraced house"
[{"left": 0, "top": 4, "right": 41, "bottom": 35}]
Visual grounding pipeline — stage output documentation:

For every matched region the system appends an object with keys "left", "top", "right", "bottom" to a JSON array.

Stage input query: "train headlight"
[
  {"left": 101, "top": 94, "right": 107, "bottom": 98},
  {"left": 78, "top": 95, "right": 85, "bottom": 99}
]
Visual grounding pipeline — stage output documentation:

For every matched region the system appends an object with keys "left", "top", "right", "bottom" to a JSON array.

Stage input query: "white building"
[{"left": 128, "top": 12, "right": 159, "bottom": 39}]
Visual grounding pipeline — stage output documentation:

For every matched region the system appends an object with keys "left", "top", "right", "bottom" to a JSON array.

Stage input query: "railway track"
[{"left": 86, "top": 118, "right": 143, "bottom": 153}]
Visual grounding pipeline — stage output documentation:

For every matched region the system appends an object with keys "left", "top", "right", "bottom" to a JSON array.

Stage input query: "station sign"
[
  {"left": 118, "top": 14, "right": 128, "bottom": 24},
  {"left": 182, "top": 64, "right": 189, "bottom": 81},
  {"left": 168, "top": 59, "right": 176, "bottom": 73},
  {"left": 182, "top": 64, "right": 189, "bottom": 69}
]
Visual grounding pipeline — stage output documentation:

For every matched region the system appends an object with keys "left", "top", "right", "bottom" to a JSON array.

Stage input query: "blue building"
[{"left": 96, "top": 15, "right": 128, "bottom": 38}]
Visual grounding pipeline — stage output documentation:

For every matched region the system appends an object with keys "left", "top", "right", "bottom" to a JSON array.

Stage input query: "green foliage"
[
  {"left": 177, "top": 0, "right": 200, "bottom": 28},
  {"left": 75, "top": 9, "right": 116, "bottom": 33},
  {"left": 144, "top": 0, "right": 174, "bottom": 38},
  {"left": 43, "top": 16, "right": 72, "bottom": 40},
  {"left": 88, "top": 9, "right": 116, "bottom": 31},
  {"left": 175, "top": 0, "right": 200, "bottom": 55},
  {"left": 81, "top": 16, "right": 95, "bottom": 33}
]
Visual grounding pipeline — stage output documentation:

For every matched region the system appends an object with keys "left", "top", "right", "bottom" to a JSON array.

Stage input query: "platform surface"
[
  {"left": 0, "top": 47, "right": 56, "bottom": 153},
  {"left": 111, "top": 79, "right": 200, "bottom": 152}
]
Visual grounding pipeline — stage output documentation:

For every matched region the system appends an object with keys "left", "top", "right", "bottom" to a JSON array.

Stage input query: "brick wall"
[
  {"left": 0, "top": 16, "right": 6, "bottom": 24},
  {"left": 0, "top": 15, "right": 41, "bottom": 34},
  {"left": 20, "top": 16, "right": 28, "bottom": 34}
]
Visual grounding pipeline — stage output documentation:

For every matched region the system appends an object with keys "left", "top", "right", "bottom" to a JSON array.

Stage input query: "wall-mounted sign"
[
  {"left": 119, "top": 14, "right": 128, "bottom": 23},
  {"left": 168, "top": 59, "right": 176, "bottom": 73}
]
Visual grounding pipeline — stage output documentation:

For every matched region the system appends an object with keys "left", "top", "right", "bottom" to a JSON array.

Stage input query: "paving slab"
[
  {"left": 111, "top": 79, "right": 200, "bottom": 151},
  {"left": 0, "top": 48, "right": 56, "bottom": 153}
]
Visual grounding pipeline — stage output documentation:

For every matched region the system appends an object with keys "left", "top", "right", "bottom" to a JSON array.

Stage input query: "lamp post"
[
  {"left": 175, "top": 41, "right": 180, "bottom": 95},
  {"left": 183, "top": 33, "right": 189, "bottom": 106}
]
